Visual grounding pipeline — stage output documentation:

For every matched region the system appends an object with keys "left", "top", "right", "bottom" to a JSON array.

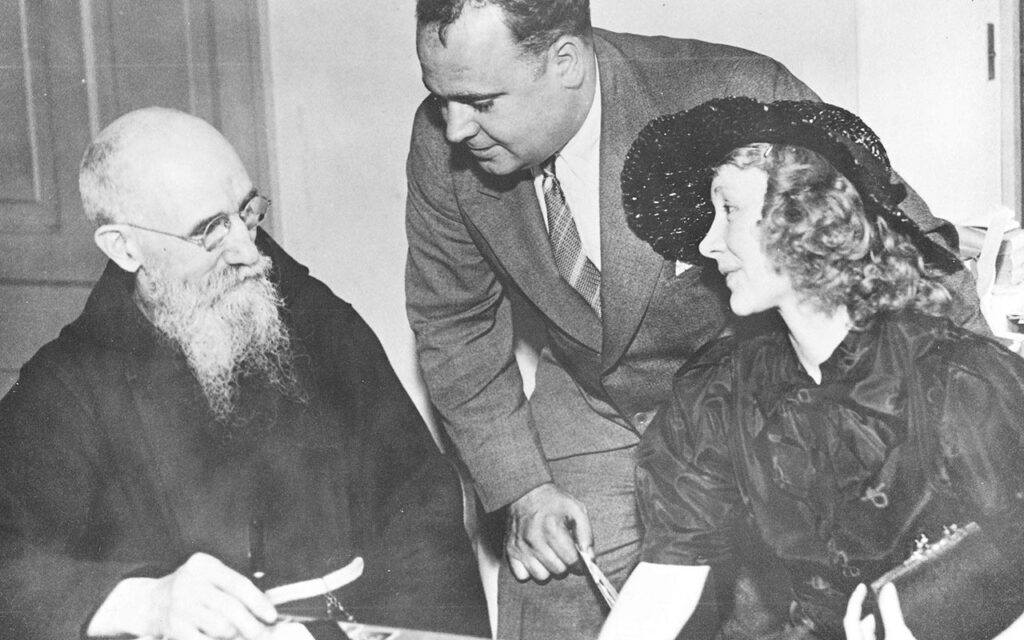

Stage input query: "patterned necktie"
[{"left": 542, "top": 159, "right": 601, "bottom": 316}]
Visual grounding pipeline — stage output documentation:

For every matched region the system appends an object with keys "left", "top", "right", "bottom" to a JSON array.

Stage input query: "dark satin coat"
[{"left": 638, "top": 311, "right": 1024, "bottom": 637}]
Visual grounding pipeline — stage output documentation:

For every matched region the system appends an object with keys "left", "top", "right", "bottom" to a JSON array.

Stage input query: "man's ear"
[
  {"left": 550, "top": 35, "right": 587, "bottom": 90},
  {"left": 94, "top": 225, "right": 142, "bottom": 273}
]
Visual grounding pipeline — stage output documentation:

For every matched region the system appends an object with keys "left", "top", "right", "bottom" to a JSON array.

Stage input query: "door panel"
[{"left": 0, "top": 0, "right": 268, "bottom": 394}]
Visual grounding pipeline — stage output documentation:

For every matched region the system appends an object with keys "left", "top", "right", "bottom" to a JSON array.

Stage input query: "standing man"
[{"left": 405, "top": 2, "right": 983, "bottom": 639}]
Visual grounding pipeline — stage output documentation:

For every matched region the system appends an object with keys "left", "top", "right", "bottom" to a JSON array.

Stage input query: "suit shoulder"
[
  {"left": 409, "top": 97, "right": 450, "bottom": 160},
  {"left": 594, "top": 28, "right": 817, "bottom": 108},
  {"left": 596, "top": 28, "right": 780, "bottom": 64}
]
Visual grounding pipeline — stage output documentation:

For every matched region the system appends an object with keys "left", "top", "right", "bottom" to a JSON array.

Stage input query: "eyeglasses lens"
[{"left": 200, "top": 195, "right": 270, "bottom": 251}]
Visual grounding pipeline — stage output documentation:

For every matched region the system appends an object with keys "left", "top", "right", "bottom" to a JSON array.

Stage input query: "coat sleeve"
[
  {"left": 322, "top": 301, "right": 489, "bottom": 635},
  {"left": 0, "top": 352, "right": 155, "bottom": 640},
  {"left": 636, "top": 359, "right": 745, "bottom": 568},
  {"left": 933, "top": 338, "right": 1024, "bottom": 515},
  {"left": 404, "top": 102, "right": 552, "bottom": 512}
]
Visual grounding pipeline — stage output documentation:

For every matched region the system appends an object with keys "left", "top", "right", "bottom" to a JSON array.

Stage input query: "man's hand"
[
  {"left": 844, "top": 583, "right": 917, "bottom": 640},
  {"left": 505, "top": 482, "right": 593, "bottom": 582},
  {"left": 88, "top": 552, "right": 278, "bottom": 640}
]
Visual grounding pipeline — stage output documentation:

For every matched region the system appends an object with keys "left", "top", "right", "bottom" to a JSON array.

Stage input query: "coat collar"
[
  {"left": 749, "top": 318, "right": 908, "bottom": 444},
  {"left": 456, "top": 32, "right": 666, "bottom": 364}
]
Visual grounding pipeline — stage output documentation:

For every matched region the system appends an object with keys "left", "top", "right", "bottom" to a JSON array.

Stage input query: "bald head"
[{"left": 79, "top": 107, "right": 250, "bottom": 227}]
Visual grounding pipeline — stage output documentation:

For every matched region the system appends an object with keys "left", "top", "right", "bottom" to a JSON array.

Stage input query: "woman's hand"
[{"left": 844, "top": 583, "right": 917, "bottom": 640}]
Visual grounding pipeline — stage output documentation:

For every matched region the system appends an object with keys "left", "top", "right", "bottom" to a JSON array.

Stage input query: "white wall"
[
  {"left": 262, "top": 1, "right": 427, "bottom": 413},
  {"left": 261, "top": 1, "right": 1016, "bottom": 420},
  {"left": 855, "top": 0, "right": 1006, "bottom": 226}
]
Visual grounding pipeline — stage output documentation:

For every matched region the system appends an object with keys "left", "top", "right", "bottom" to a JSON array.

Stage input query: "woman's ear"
[{"left": 94, "top": 225, "right": 142, "bottom": 273}]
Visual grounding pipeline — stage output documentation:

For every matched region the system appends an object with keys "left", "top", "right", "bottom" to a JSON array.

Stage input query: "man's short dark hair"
[{"left": 417, "top": 0, "right": 591, "bottom": 57}]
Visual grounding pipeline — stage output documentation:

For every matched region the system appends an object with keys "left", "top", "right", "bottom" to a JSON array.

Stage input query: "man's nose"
[
  {"left": 220, "top": 215, "right": 260, "bottom": 266},
  {"left": 444, "top": 103, "right": 480, "bottom": 144}
]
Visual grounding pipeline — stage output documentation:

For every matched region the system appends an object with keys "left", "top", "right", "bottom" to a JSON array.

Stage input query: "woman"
[{"left": 599, "top": 97, "right": 1024, "bottom": 640}]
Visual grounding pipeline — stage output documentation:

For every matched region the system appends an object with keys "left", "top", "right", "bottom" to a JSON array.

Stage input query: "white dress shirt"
[{"left": 534, "top": 63, "right": 603, "bottom": 270}]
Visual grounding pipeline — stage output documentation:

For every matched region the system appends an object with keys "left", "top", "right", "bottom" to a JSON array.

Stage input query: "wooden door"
[{"left": 0, "top": 0, "right": 269, "bottom": 394}]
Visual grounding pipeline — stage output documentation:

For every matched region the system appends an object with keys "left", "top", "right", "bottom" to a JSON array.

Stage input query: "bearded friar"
[{"left": 0, "top": 107, "right": 489, "bottom": 640}]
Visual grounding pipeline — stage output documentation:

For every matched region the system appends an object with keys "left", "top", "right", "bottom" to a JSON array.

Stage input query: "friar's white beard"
[{"left": 136, "top": 254, "right": 298, "bottom": 422}]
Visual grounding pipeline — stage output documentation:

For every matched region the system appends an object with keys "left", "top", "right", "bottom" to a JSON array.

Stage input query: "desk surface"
[{"left": 341, "top": 622, "right": 489, "bottom": 640}]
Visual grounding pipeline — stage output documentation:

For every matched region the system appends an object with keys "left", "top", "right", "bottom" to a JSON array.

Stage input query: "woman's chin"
[{"left": 728, "top": 295, "right": 767, "bottom": 317}]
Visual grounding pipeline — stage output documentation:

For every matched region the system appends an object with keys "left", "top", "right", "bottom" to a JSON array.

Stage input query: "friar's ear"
[{"left": 93, "top": 224, "right": 142, "bottom": 273}]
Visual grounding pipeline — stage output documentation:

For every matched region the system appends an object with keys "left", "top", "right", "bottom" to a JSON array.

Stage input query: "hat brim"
[{"left": 621, "top": 97, "right": 961, "bottom": 272}]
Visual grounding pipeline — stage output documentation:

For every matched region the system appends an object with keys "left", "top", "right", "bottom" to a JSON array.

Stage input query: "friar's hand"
[
  {"left": 505, "top": 482, "right": 593, "bottom": 582},
  {"left": 147, "top": 552, "right": 279, "bottom": 640},
  {"left": 844, "top": 583, "right": 917, "bottom": 640}
]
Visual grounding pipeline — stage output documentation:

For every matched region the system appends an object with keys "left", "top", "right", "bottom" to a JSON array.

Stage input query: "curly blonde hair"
[{"left": 718, "top": 144, "right": 950, "bottom": 329}]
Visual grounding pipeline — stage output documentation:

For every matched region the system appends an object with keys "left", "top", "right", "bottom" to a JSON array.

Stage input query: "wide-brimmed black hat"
[{"left": 621, "top": 96, "right": 962, "bottom": 272}]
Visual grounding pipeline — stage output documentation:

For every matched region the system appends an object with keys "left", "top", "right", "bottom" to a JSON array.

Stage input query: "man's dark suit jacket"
[{"left": 405, "top": 29, "right": 983, "bottom": 515}]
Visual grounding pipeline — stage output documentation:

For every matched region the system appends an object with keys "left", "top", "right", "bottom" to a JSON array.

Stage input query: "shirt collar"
[{"left": 556, "top": 59, "right": 601, "bottom": 173}]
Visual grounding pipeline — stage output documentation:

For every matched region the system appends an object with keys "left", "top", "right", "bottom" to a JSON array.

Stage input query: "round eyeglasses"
[{"left": 120, "top": 191, "right": 271, "bottom": 252}]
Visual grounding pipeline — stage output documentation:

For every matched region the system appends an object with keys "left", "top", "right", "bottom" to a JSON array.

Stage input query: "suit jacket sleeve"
[{"left": 405, "top": 104, "right": 552, "bottom": 512}]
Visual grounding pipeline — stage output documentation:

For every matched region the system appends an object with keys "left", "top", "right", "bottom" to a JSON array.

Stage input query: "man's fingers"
[
  {"left": 192, "top": 602, "right": 242, "bottom": 640},
  {"left": 508, "top": 557, "right": 531, "bottom": 582},
  {"left": 159, "top": 554, "right": 275, "bottom": 640},
  {"left": 505, "top": 483, "right": 593, "bottom": 582},
  {"left": 507, "top": 554, "right": 551, "bottom": 582},
  {"left": 507, "top": 531, "right": 562, "bottom": 579},
  {"left": 569, "top": 506, "right": 594, "bottom": 556},
  {"left": 541, "top": 521, "right": 579, "bottom": 570},
  {"left": 188, "top": 554, "right": 277, "bottom": 624},
  {"left": 203, "top": 587, "right": 272, "bottom": 640}
]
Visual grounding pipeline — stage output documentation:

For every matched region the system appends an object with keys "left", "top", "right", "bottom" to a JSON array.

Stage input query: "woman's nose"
[{"left": 699, "top": 213, "right": 726, "bottom": 259}]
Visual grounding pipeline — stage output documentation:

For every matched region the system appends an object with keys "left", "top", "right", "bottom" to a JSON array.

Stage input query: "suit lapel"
[
  {"left": 457, "top": 168, "right": 602, "bottom": 351},
  {"left": 594, "top": 36, "right": 667, "bottom": 370}
]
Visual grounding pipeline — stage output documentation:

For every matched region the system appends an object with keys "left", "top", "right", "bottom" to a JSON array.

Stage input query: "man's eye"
[
  {"left": 202, "top": 216, "right": 232, "bottom": 238},
  {"left": 472, "top": 100, "right": 495, "bottom": 113}
]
